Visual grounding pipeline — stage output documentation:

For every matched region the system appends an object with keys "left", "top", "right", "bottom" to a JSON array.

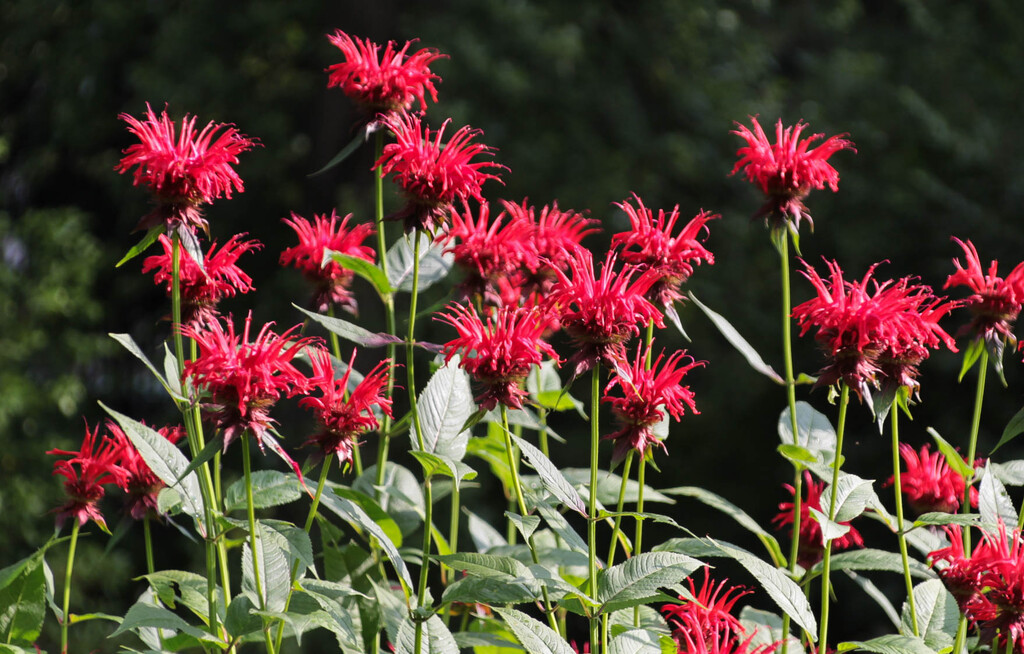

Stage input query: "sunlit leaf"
[
  {"left": 688, "top": 291, "right": 783, "bottom": 384},
  {"left": 494, "top": 607, "right": 576, "bottom": 654}
]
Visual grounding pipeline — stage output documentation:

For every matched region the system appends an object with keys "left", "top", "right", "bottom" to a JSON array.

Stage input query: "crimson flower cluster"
[
  {"left": 182, "top": 314, "right": 314, "bottom": 451},
  {"left": 376, "top": 112, "right": 506, "bottom": 234},
  {"left": 774, "top": 470, "right": 864, "bottom": 569},
  {"left": 326, "top": 30, "right": 445, "bottom": 116},
  {"left": 792, "top": 259, "right": 957, "bottom": 403},
  {"left": 299, "top": 347, "right": 392, "bottom": 466},
  {"left": 116, "top": 103, "right": 258, "bottom": 234},
  {"left": 930, "top": 523, "right": 1024, "bottom": 652},
  {"left": 107, "top": 423, "right": 186, "bottom": 520},
  {"left": 945, "top": 237, "right": 1024, "bottom": 352},
  {"left": 602, "top": 345, "right": 702, "bottom": 463},
  {"left": 887, "top": 443, "right": 977, "bottom": 515},
  {"left": 731, "top": 116, "right": 854, "bottom": 233},
  {"left": 438, "top": 303, "right": 558, "bottom": 411},
  {"left": 280, "top": 211, "right": 376, "bottom": 315},
  {"left": 143, "top": 233, "right": 260, "bottom": 326},
  {"left": 612, "top": 194, "right": 717, "bottom": 307}
]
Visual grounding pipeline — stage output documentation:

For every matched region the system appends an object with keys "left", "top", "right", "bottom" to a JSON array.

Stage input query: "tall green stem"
[
  {"left": 818, "top": 383, "right": 850, "bottom": 649},
  {"left": 373, "top": 131, "right": 398, "bottom": 496},
  {"left": 890, "top": 404, "right": 918, "bottom": 635},
  {"left": 606, "top": 451, "right": 634, "bottom": 568},
  {"left": 588, "top": 365, "right": 602, "bottom": 654},
  {"left": 60, "top": 521, "right": 81, "bottom": 654},
  {"left": 241, "top": 435, "right": 277, "bottom": 654},
  {"left": 964, "top": 347, "right": 988, "bottom": 542},
  {"left": 633, "top": 458, "right": 647, "bottom": 628}
]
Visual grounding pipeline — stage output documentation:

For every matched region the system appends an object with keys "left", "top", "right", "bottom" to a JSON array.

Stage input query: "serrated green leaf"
[
  {"left": 385, "top": 231, "right": 454, "bottom": 293},
  {"left": 141, "top": 570, "right": 210, "bottom": 617},
  {"left": 224, "top": 469, "right": 302, "bottom": 512},
  {"left": 822, "top": 472, "right": 875, "bottom": 523},
  {"left": 224, "top": 594, "right": 262, "bottom": 641},
  {"left": 992, "top": 405, "right": 1024, "bottom": 454},
  {"left": 111, "top": 602, "right": 223, "bottom": 644},
  {"left": 809, "top": 507, "right": 851, "bottom": 543},
  {"left": 688, "top": 291, "right": 783, "bottom": 384},
  {"left": 434, "top": 553, "right": 538, "bottom": 603},
  {"left": 494, "top": 607, "right": 576, "bottom": 654},
  {"left": 512, "top": 434, "right": 587, "bottom": 516},
  {"left": 395, "top": 613, "right": 459, "bottom": 654},
  {"left": 412, "top": 355, "right": 473, "bottom": 460},
  {"left": 326, "top": 250, "right": 394, "bottom": 297},
  {"left": 242, "top": 521, "right": 291, "bottom": 612},
  {"left": 911, "top": 512, "right": 987, "bottom": 529},
  {"left": 843, "top": 634, "right": 936, "bottom": 654},
  {"left": 442, "top": 575, "right": 540, "bottom": 605},
  {"left": 109, "top": 333, "right": 185, "bottom": 401},
  {"left": 597, "top": 552, "right": 702, "bottom": 613},
  {"left": 778, "top": 402, "right": 837, "bottom": 464},
  {"left": 926, "top": 428, "right": 974, "bottom": 480},
  {"left": 991, "top": 460, "right": 1024, "bottom": 486},
  {"left": 805, "top": 548, "right": 934, "bottom": 580},
  {"left": 0, "top": 557, "right": 45, "bottom": 644},
  {"left": 296, "top": 304, "right": 404, "bottom": 348},
  {"left": 608, "top": 628, "right": 675, "bottom": 654},
  {"left": 116, "top": 225, "right": 163, "bottom": 267},
  {"left": 979, "top": 462, "right": 1017, "bottom": 526},
  {"left": 957, "top": 337, "right": 985, "bottom": 382},
  {"left": 506, "top": 512, "right": 541, "bottom": 541},
  {"left": 902, "top": 579, "right": 958, "bottom": 651}
]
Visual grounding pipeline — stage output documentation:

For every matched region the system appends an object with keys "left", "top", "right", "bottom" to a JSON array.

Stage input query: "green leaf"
[
  {"left": 663, "top": 302, "right": 691, "bottom": 342},
  {"left": 331, "top": 484, "right": 403, "bottom": 547},
  {"left": 688, "top": 291, "right": 783, "bottom": 384},
  {"left": 911, "top": 512, "right": 987, "bottom": 529},
  {"left": 223, "top": 594, "right": 262, "bottom": 642},
  {"left": 808, "top": 507, "right": 851, "bottom": 544},
  {"left": 777, "top": 443, "right": 818, "bottom": 466},
  {"left": 805, "top": 548, "right": 934, "bottom": 580},
  {"left": 511, "top": 433, "right": 587, "bottom": 516},
  {"left": 991, "top": 459, "right": 1024, "bottom": 486},
  {"left": 224, "top": 470, "right": 302, "bottom": 512},
  {"left": 979, "top": 461, "right": 1017, "bottom": 527},
  {"left": 111, "top": 602, "right": 223, "bottom": 644},
  {"left": 845, "top": 570, "right": 901, "bottom": 629},
  {"left": 926, "top": 427, "right": 974, "bottom": 479},
  {"left": 465, "top": 509, "right": 508, "bottom": 552},
  {"left": 901, "top": 579, "right": 959, "bottom": 651},
  {"left": 395, "top": 614, "right": 459, "bottom": 654},
  {"left": 318, "top": 489, "right": 414, "bottom": 592},
  {"left": 310, "top": 124, "right": 370, "bottom": 176},
  {"left": 412, "top": 355, "right": 473, "bottom": 460},
  {"left": 100, "top": 402, "right": 205, "bottom": 526},
  {"left": 534, "top": 501, "right": 589, "bottom": 555},
  {"left": 494, "top": 607, "right": 577, "bottom": 654},
  {"left": 352, "top": 464, "right": 423, "bottom": 537},
  {"left": 506, "top": 512, "right": 541, "bottom": 541},
  {"left": 957, "top": 336, "right": 985, "bottom": 382},
  {"left": 597, "top": 552, "right": 702, "bottom": 613},
  {"left": 109, "top": 333, "right": 185, "bottom": 401},
  {"left": 295, "top": 304, "right": 404, "bottom": 349},
  {"left": 116, "top": 225, "right": 163, "bottom": 267},
  {"left": 821, "top": 472, "right": 875, "bottom": 523},
  {"left": 385, "top": 231, "right": 454, "bottom": 293},
  {"left": 409, "top": 451, "right": 477, "bottom": 488},
  {"left": 0, "top": 555, "right": 45, "bottom": 644},
  {"left": 141, "top": 570, "right": 210, "bottom": 617},
  {"left": 325, "top": 250, "right": 394, "bottom": 297},
  {"left": 173, "top": 433, "right": 222, "bottom": 489},
  {"left": 778, "top": 402, "right": 837, "bottom": 464},
  {"left": 241, "top": 521, "right": 291, "bottom": 612},
  {"left": 436, "top": 553, "right": 540, "bottom": 604},
  {"left": 608, "top": 628, "right": 675, "bottom": 654},
  {"left": 841, "top": 634, "right": 936, "bottom": 654},
  {"left": 453, "top": 630, "right": 523, "bottom": 651},
  {"left": 992, "top": 405, "right": 1024, "bottom": 454},
  {"left": 564, "top": 469, "right": 674, "bottom": 505},
  {"left": 263, "top": 519, "right": 316, "bottom": 573}
]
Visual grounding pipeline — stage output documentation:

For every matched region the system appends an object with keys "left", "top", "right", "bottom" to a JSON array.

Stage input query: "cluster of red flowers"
[
  {"left": 792, "top": 259, "right": 957, "bottom": 403},
  {"left": 945, "top": 237, "right": 1024, "bottom": 351},
  {"left": 888, "top": 443, "right": 978, "bottom": 515},
  {"left": 48, "top": 421, "right": 183, "bottom": 529},
  {"left": 930, "top": 524, "right": 1024, "bottom": 652},
  {"left": 773, "top": 471, "right": 865, "bottom": 568},
  {"left": 661, "top": 569, "right": 780, "bottom": 654}
]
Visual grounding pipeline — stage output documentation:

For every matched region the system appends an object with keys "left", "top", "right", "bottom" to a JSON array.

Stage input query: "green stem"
[
  {"left": 533, "top": 366, "right": 551, "bottom": 457},
  {"left": 374, "top": 128, "right": 398, "bottom": 497},
  {"left": 964, "top": 347, "right": 988, "bottom": 543},
  {"left": 818, "top": 383, "right": 850, "bottom": 649},
  {"left": 241, "top": 435, "right": 277, "bottom": 654},
  {"left": 588, "top": 364, "right": 601, "bottom": 654},
  {"left": 633, "top": 457, "right": 647, "bottom": 628},
  {"left": 606, "top": 451, "right": 634, "bottom": 567},
  {"left": 890, "top": 403, "right": 918, "bottom": 636},
  {"left": 60, "top": 521, "right": 81, "bottom": 654}
]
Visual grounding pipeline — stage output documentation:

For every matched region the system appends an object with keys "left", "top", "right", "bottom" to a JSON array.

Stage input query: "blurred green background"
[{"left": 4, "top": 0, "right": 1024, "bottom": 649}]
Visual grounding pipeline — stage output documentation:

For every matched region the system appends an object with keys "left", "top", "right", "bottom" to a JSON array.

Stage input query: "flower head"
[
  {"left": 182, "top": 314, "right": 314, "bottom": 451},
  {"left": 888, "top": 443, "right": 977, "bottom": 515},
  {"left": 545, "top": 251, "right": 664, "bottom": 376},
  {"left": 48, "top": 423, "right": 129, "bottom": 530},
  {"left": 602, "top": 344, "right": 702, "bottom": 463},
  {"left": 774, "top": 470, "right": 864, "bottom": 569},
  {"left": 280, "top": 211, "right": 376, "bottom": 314},
  {"left": 671, "top": 613, "right": 780, "bottom": 654},
  {"left": 116, "top": 103, "right": 258, "bottom": 233},
  {"left": 326, "top": 30, "right": 445, "bottom": 115},
  {"left": 376, "top": 112, "right": 506, "bottom": 234},
  {"left": 661, "top": 568, "right": 750, "bottom": 639},
  {"left": 731, "top": 116, "right": 854, "bottom": 232},
  {"left": 612, "top": 194, "right": 716, "bottom": 307},
  {"left": 143, "top": 233, "right": 260, "bottom": 325},
  {"left": 108, "top": 422, "right": 186, "bottom": 520},
  {"left": 299, "top": 347, "right": 392, "bottom": 466},
  {"left": 944, "top": 237, "right": 1024, "bottom": 350},
  {"left": 438, "top": 303, "right": 559, "bottom": 410},
  {"left": 503, "top": 199, "right": 598, "bottom": 293}
]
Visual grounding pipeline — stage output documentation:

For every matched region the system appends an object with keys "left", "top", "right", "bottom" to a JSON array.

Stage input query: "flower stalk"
[
  {"left": 818, "top": 382, "right": 850, "bottom": 649},
  {"left": 889, "top": 404, "right": 918, "bottom": 636},
  {"left": 60, "top": 521, "right": 81, "bottom": 654}
]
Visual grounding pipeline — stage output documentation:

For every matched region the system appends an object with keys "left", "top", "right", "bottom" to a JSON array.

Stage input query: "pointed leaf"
[
  {"left": 241, "top": 521, "right": 290, "bottom": 612},
  {"left": 911, "top": 512, "right": 987, "bottom": 529},
  {"left": 506, "top": 512, "right": 541, "bottom": 541},
  {"left": 805, "top": 548, "right": 934, "bottom": 580},
  {"left": 116, "top": 225, "right": 163, "bottom": 267},
  {"left": 109, "top": 333, "right": 185, "bottom": 401},
  {"left": 535, "top": 501, "right": 589, "bottom": 555},
  {"left": 310, "top": 124, "right": 370, "bottom": 177},
  {"left": 688, "top": 291, "right": 783, "bottom": 383},
  {"left": 992, "top": 460, "right": 1024, "bottom": 486},
  {"left": 296, "top": 304, "right": 403, "bottom": 348},
  {"left": 901, "top": 579, "right": 958, "bottom": 651},
  {"left": 386, "top": 232, "right": 454, "bottom": 293},
  {"left": 325, "top": 250, "right": 393, "bottom": 297},
  {"left": 957, "top": 337, "right": 985, "bottom": 382},
  {"left": 979, "top": 461, "right": 1017, "bottom": 527},
  {"left": 225, "top": 470, "right": 302, "bottom": 512},
  {"left": 465, "top": 509, "right": 508, "bottom": 553},
  {"left": 927, "top": 428, "right": 974, "bottom": 479},
  {"left": 0, "top": 557, "right": 45, "bottom": 644},
  {"left": 778, "top": 402, "right": 837, "bottom": 464},
  {"left": 395, "top": 614, "right": 459, "bottom": 654},
  {"left": 511, "top": 433, "right": 586, "bottom": 516},
  {"left": 841, "top": 634, "right": 936, "bottom": 654},
  {"left": 494, "top": 607, "right": 577, "bottom": 654},
  {"left": 609, "top": 628, "right": 675, "bottom": 654},
  {"left": 412, "top": 355, "right": 473, "bottom": 460},
  {"left": 664, "top": 303, "right": 690, "bottom": 341},
  {"left": 992, "top": 405, "right": 1024, "bottom": 454},
  {"left": 809, "top": 507, "right": 851, "bottom": 544},
  {"left": 111, "top": 601, "right": 221, "bottom": 644},
  {"left": 597, "top": 551, "right": 702, "bottom": 613},
  {"left": 662, "top": 486, "right": 784, "bottom": 565},
  {"left": 821, "top": 472, "right": 875, "bottom": 523}
]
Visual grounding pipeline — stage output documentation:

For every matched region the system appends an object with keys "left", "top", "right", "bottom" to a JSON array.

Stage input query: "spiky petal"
[{"left": 48, "top": 423, "right": 129, "bottom": 530}]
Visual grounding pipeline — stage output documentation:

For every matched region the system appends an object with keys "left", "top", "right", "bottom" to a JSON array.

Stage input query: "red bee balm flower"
[
  {"left": 546, "top": 251, "right": 664, "bottom": 376},
  {"left": 774, "top": 471, "right": 864, "bottom": 569},
  {"left": 731, "top": 116, "right": 854, "bottom": 232},
  {"left": 280, "top": 211, "right": 376, "bottom": 315},
  {"left": 438, "top": 303, "right": 559, "bottom": 411},
  {"left": 945, "top": 237, "right": 1024, "bottom": 349},
  {"left": 47, "top": 423, "right": 129, "bottom": 530},
  {"left": 108, "top": 422, "right": 186, "bottom": 520},
  {"left": 503, "top": 199, "right": 598, "bottom": 287},
  {"left": 888, "top": 443, "right": 977, "bottom": 515},
  {"left": 661, "top": 568, "right": 750, "bottom": 640},
  {"left": 143, "top": 233, "right": 260, "bottom": 326},
  {"left": 612, "top": 194, "right": 717, "bottom": 307},
  {"left": 299, "top": 347, "right": 393, "bottom": 465},
  {"left": 116, "top": 103, "right": 257, "bottom": 233},
  {"left": 602, "top": 344, "right": 702, "bottom": 463},
  {"left": 326, "top": 30, "right": 445, "bottom": 115},
  {"left": 376, "top": 112, "right": 506, "bottom": 234},
  {"left": 182, "top": 314, "right": 314, "bottom": 451}
]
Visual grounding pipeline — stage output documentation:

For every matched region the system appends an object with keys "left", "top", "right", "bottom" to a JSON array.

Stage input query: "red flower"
[
  {"left": 143, "top": 233, "right": 260, "bottom": 325},
  {"left": 612, "top": 193, "right": 717, "bottom": 307},
  {"left": 731, "top": 116, "right": 854, "bottom": 232},
  {"left": 182, "top": 314, "right": 314, "bottom": 451},
  {"left": 280, "top": 211, "right": 376, "bottom": 315},
  {"left": 773, "top": 471, "right": 864, "bottom": 569},
  {"left": 376, "top": 112, "right": 506, "bottom": 234},
  {"left": 888, "top": 443, "right": 977, "bottom": 515},
  {"left": 47, "top": 423, "right": 129, "bottom": 530},
  {"left": 602, "top": 344, "right": 702, "bottom": 463},
  {"left": 503, "top": 198, "right": 598, "bottom": 292},
  {"left": 671, "top": 613, "right": 781, "bottom": 654},
  {"left": 546, "top": 251, "right": 664, "bottom": 376},
  {"left": 299, "top": 347, "right": 393, "bottom": 465},
  {"left": 326, "top": 30, "right": 445, "bottom": 115},
  {"left": 661, "top": 568, "right": 750, "bottom": 639},
  {"left": 438, "top": 303, "right": 559, "bottom": 410},
  {"left": 116, "top": 103, "right": 258, "bottom": 233},
  {"left": 944, "top": 237, "right": 1024, "bottom": 349},
  {"left": 108, "top": 422, "right": 186, "bottom": 520}
]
